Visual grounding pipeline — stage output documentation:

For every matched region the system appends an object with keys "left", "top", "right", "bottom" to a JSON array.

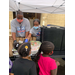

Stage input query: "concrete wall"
[{"left": 40, "top": 13, "right": 65, "bottom": 27}]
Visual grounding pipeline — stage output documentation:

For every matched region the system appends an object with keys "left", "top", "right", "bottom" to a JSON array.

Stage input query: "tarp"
[{"left": 9, "top": 0, "right": 65, "bottom": 14}]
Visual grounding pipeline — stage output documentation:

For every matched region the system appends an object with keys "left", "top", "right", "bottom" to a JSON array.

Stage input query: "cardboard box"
[
  {"left": 32, "top": 37, "right": 36, "bottom": 41},
  {"left": 30, "top": 37, "right": 32, "bottom": 41},
  {"left": 9, "top": 36, "right": 13, "bottom": 40},
  {"left": 19, "top": 37, "right": 23, "bottom": 41},
  {"left": 22, "top": 38, "right": 25, "bottom": 41}
]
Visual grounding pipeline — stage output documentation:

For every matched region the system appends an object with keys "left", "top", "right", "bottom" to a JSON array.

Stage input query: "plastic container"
[{"left": 47, "top": 24, "right": 51, "bottom": 28}]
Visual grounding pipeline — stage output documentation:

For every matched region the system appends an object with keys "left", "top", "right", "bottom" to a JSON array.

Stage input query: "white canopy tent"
[{"left": 9, "top": 0, "right": 65, "bottom": 14}]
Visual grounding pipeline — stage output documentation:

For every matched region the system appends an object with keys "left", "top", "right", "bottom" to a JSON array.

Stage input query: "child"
[
  {"left": 27, "top": 19, "right": 41, "bottom": 41},
  {"left": 35, "top": 41, "right": 59, "bottom": 75},
  {"left": 11, "top": 42, "right": 37, "bottom": 75}
]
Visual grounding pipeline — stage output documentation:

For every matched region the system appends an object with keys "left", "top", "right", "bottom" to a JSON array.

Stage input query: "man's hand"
[
  {"left": 27, "top": 33, "right": 32, "bottom": 41},
  {"left": 23, "top": 38, "right": 29, "bottom": 43},
  {"left": 13, "top": 40, "right": 17, "bottom": 48},
  {"left": 13, "top": 40, "right": 17, "bottom": 43}
]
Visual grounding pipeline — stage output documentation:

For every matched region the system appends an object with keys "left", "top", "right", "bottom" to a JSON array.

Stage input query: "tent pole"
[
  {"left": 18, "top": 2, "right": 20, "bottom": 10},
  {"left": 53, "top": 6, "right": 65, "bottom": 11},
  {"left": 14, "top": 1, "right": 18, "bottom": 10},
  {"left": 51, "top": 2, "right": 65, "bottom": 14},
  {"left": 20, "top": 3, "right": 35, "bottom": 9},
  {"left": 9, "top": 5, "right": 16, "bottom": 11}
]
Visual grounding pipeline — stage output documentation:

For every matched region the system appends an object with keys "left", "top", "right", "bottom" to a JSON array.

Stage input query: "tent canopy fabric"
[{"left": 9, "top": 0, "right": 65, "bottom": 14}]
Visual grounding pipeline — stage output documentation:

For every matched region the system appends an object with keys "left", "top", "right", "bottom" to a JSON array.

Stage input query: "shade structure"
[{"left": 9, "top": 0, "right": 65, "bottom": 14}]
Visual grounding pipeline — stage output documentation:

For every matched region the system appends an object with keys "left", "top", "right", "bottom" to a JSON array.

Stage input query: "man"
[{"left": 11, "top": 10, "right": 30, "bottom": 43}]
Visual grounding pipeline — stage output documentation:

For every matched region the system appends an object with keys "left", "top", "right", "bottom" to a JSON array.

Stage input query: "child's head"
[
  {"left": 13, "top": 42, "right": 31, "bottom": 57},
  {"left": 40, "top": 41, "right": 54, "bottom": 55},
  {"left": 33, "top": 19, "right": 40, "bottom": 27},
  {"left": 34, "top": 41, "right": 54, "bottom": 62}
]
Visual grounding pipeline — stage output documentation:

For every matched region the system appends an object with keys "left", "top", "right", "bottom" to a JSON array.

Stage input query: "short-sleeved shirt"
[
  {"left": 38, "top": 54, "right": 57, "bottom": 75},
  {"left": 30, "top": 25, "right": 41, "bottom": 41},
  {"left": 11, "top": 18, "right": 31, "bottom": 37},
  {"left": 11, "top": 57, "right": 37, "bottom": 75}
]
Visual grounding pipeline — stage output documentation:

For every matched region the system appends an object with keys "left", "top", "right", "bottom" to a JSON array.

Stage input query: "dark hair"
[
  {"left": 34, "top": 41, "right": 54, "bottom": 62},
  {"left": 13, "top": 42, "right": 31, "bottom": 57},
  {"left": 16, "top": 10, "right": 23, "bottom": 16},
  {"left": 33, "top": 19, "right": 40, "bottom": 24}
]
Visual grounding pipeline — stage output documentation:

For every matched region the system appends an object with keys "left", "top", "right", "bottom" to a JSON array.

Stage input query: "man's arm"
[
  {"left": 25, "top": 19, "right": 31, "bottom": 38},
  {"left": 26, "top": 27, "right": 33, "bottom": 40},
  {"left": 27, "top": 33, "right": 32, "bottom": 40},
  {"left": 12, "top": 32, "right": 16, "bottom": 41},
  {"left": 25, "top": 31, "right": 29, "bottom": 38}
]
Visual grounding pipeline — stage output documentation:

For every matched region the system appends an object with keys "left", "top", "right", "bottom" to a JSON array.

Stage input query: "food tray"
[{"left": 12, "top": 41, "right": 41, "bottom": 56}]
